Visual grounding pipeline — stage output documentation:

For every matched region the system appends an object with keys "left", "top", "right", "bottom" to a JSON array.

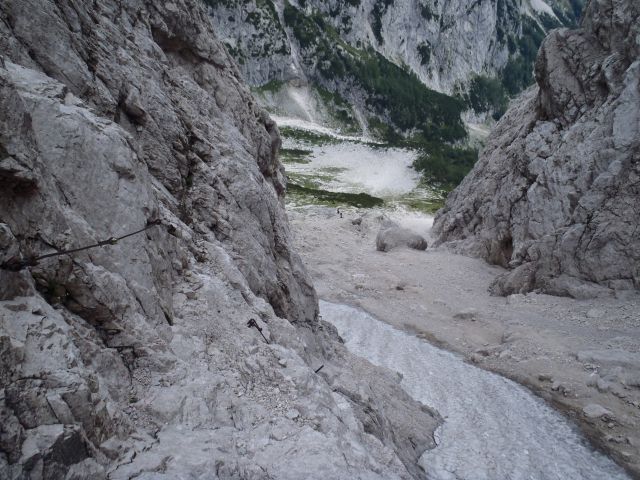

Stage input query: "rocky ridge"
[
  {"left": 0, "top": 1, "right": 439, "bottom": 478},
  {"left": 432, "top": 0, "right": 640, "bottom": 298}
]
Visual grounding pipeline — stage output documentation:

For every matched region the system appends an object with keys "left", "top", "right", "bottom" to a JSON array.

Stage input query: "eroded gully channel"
[
  {"left": 322, "top": 301, "right": 630, "bottom": 480},
  {"left": 278, "top": 118, "right": 631, "bottom": 480}
]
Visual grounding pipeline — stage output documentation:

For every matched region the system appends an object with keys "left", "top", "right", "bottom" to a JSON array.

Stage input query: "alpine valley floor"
[{"left": 289, "top": 205, "right": 640, "bottom": 478}]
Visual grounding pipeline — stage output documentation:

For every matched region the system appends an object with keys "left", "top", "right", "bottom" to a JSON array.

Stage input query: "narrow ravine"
[{"left": 321, "top": 301, "right": 631, "bottom": 480}]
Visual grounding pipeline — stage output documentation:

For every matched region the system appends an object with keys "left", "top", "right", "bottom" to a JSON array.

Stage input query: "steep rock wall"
[
  {"left": 432, "top": 0, "right": 640, "bottom": 298},
  {"left": 209, "top": 0, "right": 582, "bottom": 94},
  {"left": 0, "top": 1, "right": 439, "bottom": 478}
]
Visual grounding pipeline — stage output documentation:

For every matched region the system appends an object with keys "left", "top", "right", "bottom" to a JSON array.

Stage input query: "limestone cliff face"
[
  {"left": 1, "top": 0, "right": 315, "bottom": 325},
  {"left": 206, "top": 0, "right": 583, "bottom": 136},
  {"left": 0, "top": 1, "right": 438, "bottom": 478},
  {"left": 209, "top": 0, "right": 582, "bottom": 94},
  {"left": 432, "top": 0, "right": 640, "bottom": 298}
]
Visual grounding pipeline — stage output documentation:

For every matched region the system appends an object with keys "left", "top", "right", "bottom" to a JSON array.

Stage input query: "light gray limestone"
[{"left": 432, "top": 0, "right": 640, "bottom": 298}]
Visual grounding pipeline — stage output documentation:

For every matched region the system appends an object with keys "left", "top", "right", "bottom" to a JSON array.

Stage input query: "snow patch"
[
  {"left": 529, "top": 0, "right": 558, "bottom": 18},
  {"left": 322, "top": 301, "right": 631, "bottom": 480}
]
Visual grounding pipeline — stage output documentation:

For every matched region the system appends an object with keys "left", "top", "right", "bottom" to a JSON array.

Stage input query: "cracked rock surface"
[
  {"left": 432, "top": 0, "right": 640, "bottom": 298},
  {"left": 0, "top": 1, "right": 439, "bottom": 478}
]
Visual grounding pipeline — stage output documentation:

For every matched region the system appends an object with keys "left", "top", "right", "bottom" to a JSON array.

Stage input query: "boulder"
[{"left": 376, "top": 221, "right": 428, "bottom": 252}]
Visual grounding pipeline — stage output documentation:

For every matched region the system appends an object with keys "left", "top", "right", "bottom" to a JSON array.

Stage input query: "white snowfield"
[{"left": 322, "top": 301, "right": 630, "bottom": 480}]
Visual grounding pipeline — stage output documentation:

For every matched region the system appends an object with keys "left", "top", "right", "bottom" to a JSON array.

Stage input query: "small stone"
[
  {"left": 586, "top": 308, "right": 604, "bottom": 319},
  {"left": 453, "top": 308, "right": 479, "bottom": 321},
  {"left": 538, "top": 374, "right": 553, "bottom": 382},
  {"left": 352, "top": 217, "right": 363, "bottom": 226},
  {"left": 469, "top": 353, "right": 483, "bottom": 364},
  {"left": 583, "top": 403, "right": 614, "bottom": 419},
  {"left": 285, "top": 409, "right": 300, "bottom": 420},
  {"left": 596, "top": 377, "right": 611, "bottom": 393}
]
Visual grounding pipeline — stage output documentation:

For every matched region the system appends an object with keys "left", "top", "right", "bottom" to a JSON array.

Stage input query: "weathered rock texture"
[
  {"left": 210, "top": 0, "right": 580, "bottom": 94},
  {"left": 376, "top": 221, "right": 428, "bottom": 253},
  {"left": 207, "top": 0, "right": 584, "bottom": 132},
  {"left": 0, "top": 1, "right": 439, "bottom": 478},
  {"left": 433, "top": 0, "right": 640, "bottom": 298}
]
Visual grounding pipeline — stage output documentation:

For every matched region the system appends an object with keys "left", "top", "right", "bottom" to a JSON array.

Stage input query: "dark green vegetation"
[
  {"left": 283, "top": 1, "right": 467, "bottom": 144},
  {"left": 399, "top": 184, "right": 448, "bottom": 214},
  {"left": 254, "top": 79, "right": 285, "bottom": 94},
  {"left": 314, "top": 86, "right": 361, "bottom": 134},
  {"left": 459, "top": 75, "right": 509, "bottom": 120},
  {"left": 287, "top": 183, "right": 384, "bottom": 208},
  {"left": 501, "top": 16, "right": 547, "bottom": 94},
  {"left": 417, "top": 43, "right": 432, "bottom": 65},
  {"left": 412, "top": 143, "right": 478, "bottom": 188},
  {"left": 280, "top": 148, "right": 313, "bottom": 164},
  {"left": 420, "top": 4, "right": 436, "bottom": 21},
  {"left": 347, "top": 52, "right": 466, "bottom": 142},
  {"left": 371, "top": 0, "right": 394, "bottom": 44}
]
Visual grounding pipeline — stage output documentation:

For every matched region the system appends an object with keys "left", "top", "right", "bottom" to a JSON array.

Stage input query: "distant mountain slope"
[{"left": 205, "top": 0, "right": 583, "bottom": 137}]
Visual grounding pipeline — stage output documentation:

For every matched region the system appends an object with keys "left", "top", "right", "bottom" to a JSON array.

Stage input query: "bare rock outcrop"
[
  {"left": 433, "top": 0, "right": 640, "bottom": 298},
  {"left": 0, "top": 1, "right": 438, "bottom": 478}
]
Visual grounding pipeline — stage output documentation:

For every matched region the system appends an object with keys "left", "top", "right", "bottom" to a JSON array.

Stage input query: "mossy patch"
[
  {"left": 286, "top": 171, "right": 338, "bottom": 189},
  {"left": 280, "top": 148, "right": 313, "bottom": 164},
  {"left": 287, "top": 183, "right": 384, "bottom": 208},
  {"left": 400, "top": 198, "right": 445, "bottom": 214},
  {"left": 254, "top": 79, "right": 286, "bottom": 94},
  {"left": 279, "top": 126, "right": 339, "bottom": 146},
  {"left": 397, "top": 191, "right": 447, "bottom": 214}
]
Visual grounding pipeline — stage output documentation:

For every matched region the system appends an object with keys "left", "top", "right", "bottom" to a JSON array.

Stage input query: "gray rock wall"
[
  {"left": 0, "top": 1, "right": 439, "bottom": 478},
  {"left": 432, "top": 0, "right": 640, "bottom": 298},
  {"left": 209, "top": 0, "right": 578, "bottom": 94}
]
